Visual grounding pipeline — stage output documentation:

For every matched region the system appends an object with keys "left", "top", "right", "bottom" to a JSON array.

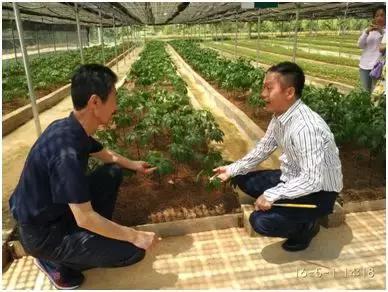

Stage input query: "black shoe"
[
  {"left": 282, "top": 221, "right": 320, "bottom": 252},
  {"left": 34, "top": 258, "right": 84, "bottom": 290}
]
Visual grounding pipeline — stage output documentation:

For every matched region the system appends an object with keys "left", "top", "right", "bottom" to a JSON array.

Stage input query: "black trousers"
[
  {"left": 18, "top": 164, "right": 145, "bottom": 271},
  {"left": 231, "top": 170, "right": 338, "bottom": 239}
]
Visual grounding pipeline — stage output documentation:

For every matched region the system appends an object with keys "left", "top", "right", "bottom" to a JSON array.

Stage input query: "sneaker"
[
  {"left": 282, "top": 220, "right": 320, "bottom": 252},
  {"left": 34, "top": 258, "right": 84, "bottom": 290}
]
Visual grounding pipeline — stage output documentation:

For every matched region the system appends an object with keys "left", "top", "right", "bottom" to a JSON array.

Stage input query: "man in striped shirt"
[{"left": 213, "top": 62, "right": 343, "bottom": 252}]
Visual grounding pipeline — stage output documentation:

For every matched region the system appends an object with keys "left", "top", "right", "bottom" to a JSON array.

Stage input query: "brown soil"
[
  {"left": 113, "top": 167, "right": 240, "bottom": 227},
  {"left": 208, "top": 82, "right": 386, "bottom": 204},
  {"left": 2, "top": 84, "right": 65, "bottom": 115},
  {"left": 111, "top": 81, "right": 240, "bottom": 227}
]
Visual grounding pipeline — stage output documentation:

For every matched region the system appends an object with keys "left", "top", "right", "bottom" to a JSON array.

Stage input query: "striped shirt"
[{"left": 226, "top": 99, "right": 343, "bottom": 203}]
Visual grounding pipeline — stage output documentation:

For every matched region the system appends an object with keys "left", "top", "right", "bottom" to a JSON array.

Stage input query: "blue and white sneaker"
[{"left": 34, "top": 258, "right": 84, "bottom": 290}]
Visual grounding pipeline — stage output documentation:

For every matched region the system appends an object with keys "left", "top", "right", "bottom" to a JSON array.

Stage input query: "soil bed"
[
  {"left": 112, "top": 81, "right": 240, "bottom": 227},
  {"left": 2, "top": 85, "right": 62, "bottom": 115},
  {"left": 208, "top": 83, "right": 385, "bottom": 203}
]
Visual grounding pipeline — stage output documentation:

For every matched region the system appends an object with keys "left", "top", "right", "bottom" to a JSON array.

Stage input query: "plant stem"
[{"left": 136, "top": 141, "right": 140, "bottom": 159}]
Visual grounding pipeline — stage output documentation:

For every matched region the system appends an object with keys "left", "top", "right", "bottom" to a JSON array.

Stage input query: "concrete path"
[
  {"left": 2, "top": 47, "right": 143, "bottom": 242},
  {"left": 2, "top": 210, "right": 385, "bottom": 289},
  {"left": 168, "top": 44, "right": 280, "bottom": 170}
]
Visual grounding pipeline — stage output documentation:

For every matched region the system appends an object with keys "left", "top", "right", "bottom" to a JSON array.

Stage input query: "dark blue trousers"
[
  {"left": 19, "top": 164, "right": 145, "bottom": 271},
  {"left": 231, "top": 170, "right": 338, "bottom": 239}
]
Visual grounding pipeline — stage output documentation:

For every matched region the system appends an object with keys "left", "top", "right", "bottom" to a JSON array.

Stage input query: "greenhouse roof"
[{"left": 2, "top": 2, "right": 384, "bottom": 27}]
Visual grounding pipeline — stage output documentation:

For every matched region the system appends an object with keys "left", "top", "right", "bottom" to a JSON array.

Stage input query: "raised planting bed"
[
  {"left": 94, "top": 41, "right": 241, "bottom": 229},
  {"left": 2, "top": 43, "right": 134, "bottom": 115},
  {"left": 2, "top": 47, "right": 135, "bottom": 136},
  {"left": 206, "top": 42, "right": 359, "bottom": 86},
  {"left": 170, "top": 40, "right": 385, "bottom": 207},
  {"left": 220, "top": 40, "right": 359, "bottom": 67}
]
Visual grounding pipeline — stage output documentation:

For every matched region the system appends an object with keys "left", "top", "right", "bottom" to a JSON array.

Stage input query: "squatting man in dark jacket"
[
  {"left": 213, "top": 62, "right": 343, "bottom": 252},
  {"left": 10, "top": 64, "right": 159, "bottom": 289}
]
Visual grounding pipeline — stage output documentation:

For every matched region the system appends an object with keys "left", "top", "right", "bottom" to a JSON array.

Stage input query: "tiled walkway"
[{"left": 2, "top": 210, "right": 385, "bottom": 290}]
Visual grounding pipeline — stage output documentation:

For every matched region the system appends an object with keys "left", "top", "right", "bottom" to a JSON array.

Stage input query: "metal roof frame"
[{"left": 2, "top": 2, "right": 384, "bottom": 27}]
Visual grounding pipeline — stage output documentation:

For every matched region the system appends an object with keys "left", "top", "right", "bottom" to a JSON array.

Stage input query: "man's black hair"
[
  {"left": 71, "top": 64, "right": 118, "bottom": 110},
  {"left": 266, "top": 62, "right": 305, "bottom": 99},
  {"left": 373, "top": 5, "right": 386, "bottom": 18}
]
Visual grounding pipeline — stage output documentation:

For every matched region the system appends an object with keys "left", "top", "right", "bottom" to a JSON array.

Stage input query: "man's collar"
[
  {"left": 276, "top": 99, "right": 302, "bottom": 125},
  {"left": 68, "top": 111, "right": 89, "bottom": 138}
]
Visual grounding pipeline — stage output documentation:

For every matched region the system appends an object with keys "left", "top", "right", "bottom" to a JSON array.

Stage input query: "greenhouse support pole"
[
  {"left": 75, "top": 3, "right": 84, "bottom": 64},
  {"left": 99, "top": 8, "right": 105, "bottom": 64},
  {"left": 65, "top": 30, "right": 69, "bottom": 51},
  {"left": 309, "top": 16, "right": 313, "bottom": 53},
  {"left": 337, "top": 17, "right": 341, "bottom": 57},
  {"left": 113, "top": 14, "right": 118, "bottom": 71},
  {"left": 10, "top": 16, "right": 18, "bottom": 62},
  {"left": 280, "top": 20, "right": 283, "bottom": 37},
  {"left": 38, "top": 18, "right": 43, "bottom": 57},
  {"left": 214, "top": 23, "right": 217, "bottom": 41},
  {"left": 339, "top": 3, "right": 349, "bottom": 57},
  {"left": 121, "top": 26, "right": 126, "bottom": 64},
  {"left": 126, "top": 26, "right": 131, "bottom": 57},
  {"left": 234, "top": 15, "right": 238, "bottom": 59},
  {"left": 221, "top": 21, "right": 224, "bottom": 41},
  {"left": 292, "top": 4, "right": 300, "bottom": 63},
  {"left": 98, "top": 26, "right": 102, "bottom": 45},
  {"left": 248, "top": 22, "right": 252, "bottom": 39},
  {"left": 52, "top": 18, "right": 56, "bottom": 52},
  {"left": 13, "top": 2, "right": 42, "bottom": 136},
  {"left": 143, "top": 26, "right": 146, "bottom": 43},
  {"left": 124, "top": 26, "right": 128, "bottom": 54},
  {"left": 257, "top": 13, "right": 261, "bottom": 61}
]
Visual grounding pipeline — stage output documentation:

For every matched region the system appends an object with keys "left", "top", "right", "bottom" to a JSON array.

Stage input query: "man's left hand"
[
  {"left": 131, "top": 161, "right": 157, "bottom": 175},
  {"left": 254, "top": 195, "right": 272, "bottom": 211}
]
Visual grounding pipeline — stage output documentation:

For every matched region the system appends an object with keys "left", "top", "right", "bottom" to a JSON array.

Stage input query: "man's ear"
[
  {"left": 88, "top": 94, "right": 100, "bottom": 107},
  {"left": 286, "top": 86, "right": 296, "bottom": 101}
]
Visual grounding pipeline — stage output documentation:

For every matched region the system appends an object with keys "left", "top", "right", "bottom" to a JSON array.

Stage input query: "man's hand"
[
  {"left": 131, "top": 161, "right": 157, "bottom": 175},
  {"left": 254, "top": 196, "right": 272, "bottom": 211},
  {"left": 131, "top": 230, "right": 159, "bottom": 250},
  {"left": 212, "top": 166, "right": 231, "bottom": 182}
]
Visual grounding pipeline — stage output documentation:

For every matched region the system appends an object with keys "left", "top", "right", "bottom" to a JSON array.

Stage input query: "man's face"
[
  {"left": 261, "top": 72, "right": 294, "bottom": 115},
  {"left": 93, "top": 87, "right": 117, "bottom": 126}
]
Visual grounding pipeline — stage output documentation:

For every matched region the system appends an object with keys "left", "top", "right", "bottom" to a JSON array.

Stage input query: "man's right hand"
[
  {"left": 130, "top": 230, "right": 158, "bottom": 250},
  {"left": 212, "top": 166, "right": 231, "bottom": 182}
]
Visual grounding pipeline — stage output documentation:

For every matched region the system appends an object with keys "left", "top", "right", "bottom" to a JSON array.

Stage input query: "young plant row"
[
  {"left": 302, "top": 85, "right": 385, "bottom": 160},
  {"left": 170, "top": 40, "right": 265, "bottom": 91},
  {"left": 206, "top": 42, "right": 359, "bottom": 86},
  {"left": 97, "top": 41, "right": 226, "bottom": 190},
  {"left": 170, "top": 40, "right": 385, "bottom": 160},
  {"left": 2, "top": 42, "right": 134, "bottom": 103},
  {"left": 221, "top": 40, "right": 359, "bottom": 67}
]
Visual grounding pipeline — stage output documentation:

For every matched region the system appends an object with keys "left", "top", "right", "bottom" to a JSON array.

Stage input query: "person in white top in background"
[
  {"left": 358, "top": 5, "right": 386, "bottom": 92},
  {"left": 213, "top": 62, "right": 343, "bottom": 252}
]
